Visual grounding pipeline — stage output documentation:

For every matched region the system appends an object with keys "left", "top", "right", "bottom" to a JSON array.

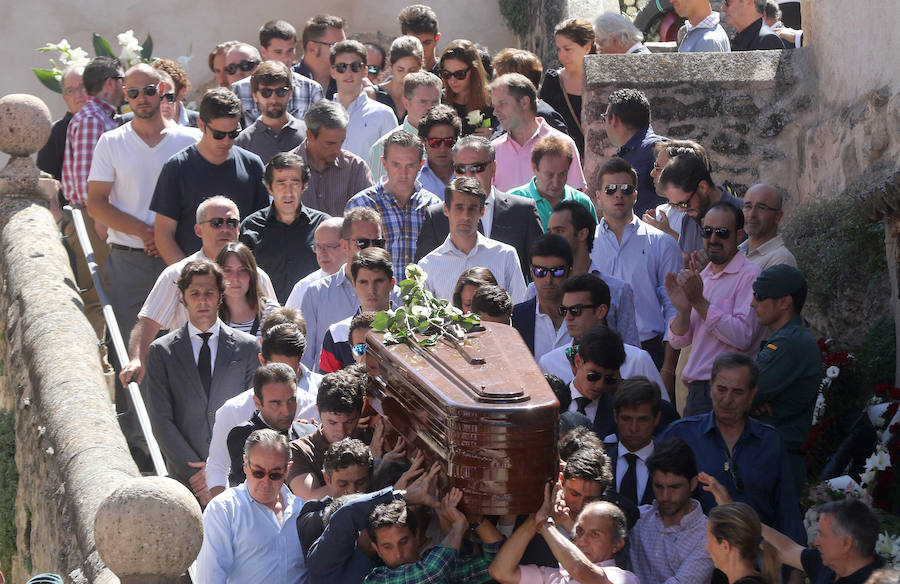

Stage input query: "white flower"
[
  {"left": 826, "top": 366, "right": 840, "bottom": 379},
  {"left": 876, "top": 532, "right": 894, "bottom": 558},
  {"left": 864, "top": 444, "right": 892, "bottom": 473},
  {"left": 466, "top": 110, "right": 484, "bottom": 127},
  {"left": 67, "top": 47, "right": 90, "bottom": 68},
  {"left": 860, "top": 468, "right": 878, "bottom": 489},
  {"left": 56, "top": 39, "right": 72, "bottom": 51},
  {"left": 410, "top": 305, "right": 432, "bottom": 319},
  {"left": 811, "top": 392, "right": 826, "bottom": 425},
  {"left": 117, "top": 30, "right": 141, "bottom": 52}
]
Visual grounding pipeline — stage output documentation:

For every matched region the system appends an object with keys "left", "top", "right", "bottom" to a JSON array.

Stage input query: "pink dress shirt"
[{"left": 491, "top": 118, "right": 586, "bottom": 192}]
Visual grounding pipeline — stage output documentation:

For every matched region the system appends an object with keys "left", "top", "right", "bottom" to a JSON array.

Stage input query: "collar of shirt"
[
  {"left": 401, "top": 117, "right": 419, "bottom": 135},
  {"left": 617, "top": 440, "right": 654, "bottom": 461},
  {"left": 649, "top": 498, "right": 704, "bottom": 529},
  {"left": 699, "top": 410, "right": 764, "bottom": 441},
  {"left": 616, "top": 124, "right": 653, "bottom": 156},
  {"left": 259, "top": 113, "right": 302, "bottom": 136},
  {"left": 241, "top": 482, "right": 298, "bottom": 521},
  {"left": 263, "top": 202, "right": 311, "bottom": 226},
  {"left": 626, "top": 42, "right": 645, "bottom": 54},
  {"left": 700, "top": 250, "right": 752, "bottom": 280},
  {"left": 374, "top": 177, "right": 428, "bottom": 208},
  {"left": 496, "top": 117, "right": 548, "bottom": 151},
  {"left": 295, "top": 139, "right": 343, "bottom": 172},
  {"left": 684, "top": 11, "right": 722, "bottom": 33},
  {"left": 85, "top": 95, "right": 118, "bottom": 119},
  {"left": 333, "top": 91, "right": 369, "bottom": 114},
  {"left": 739, "top": 234, "right": 786, "bottom": 256},
  {"left": 437, "top": 231, "right": 489, "bottom": 257},
  {"left": 188, "top": 318, "right": 221, "bottom": 341},
  {"left": 600, "top": 213, "right": 641, "bottom": 233}
]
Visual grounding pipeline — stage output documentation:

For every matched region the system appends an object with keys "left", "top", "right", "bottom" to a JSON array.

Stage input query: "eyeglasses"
[
  {"left": 453, "top": 161, "right": 491, "bottom": 175},
  {"left": 311, "top": 39, "right": 337, "bottom": 48},
  {"left": 367, "top": 65, "right": 381, "bottom": 75},
  {"left": 224, "top": 59, "right": 259, "bottom": 75},
  {"left": 603, "top": 184, "right": 636, "bottom": 196},
  {"left": 125, "top": 84, "right": 159, "bottom": 99},
  {"left": 426, "top": 136, "right": 457, "bottom": 149},
  {"left": 440, "top": 67, "right": 471, "bottom": 80},
  {"left": 742, "top": 202, "right": 781, "bottom": 212},
  {"left": 532, "top": 265, "right": 569, "bottom": 279},
  {"left": 161, "top": 93, "right": 176, "bottom": 103},
  {"left": 351, "top": 237, "right": 386, "bottom": 250},
  {"left": 206, "top": 126, "right": 242, "bottom": 140},
  {"left": 586, "top": 372, "right": 622, "bottom": 385},
  {"left": 701, "top": 226, "right": 732, "bottom": 239},
  {"left": 351, "top": 343, "right": 367, "bottom": 358},
  {"left": 259, "top": 86, "right": 291, "bottom": 98},
  {"left": 559, "top": 303, "right": 598, "bottom": 317},
  {"left": 333, "top": 62, "right": 365, "bottom": 74},
  {"left": 248, "top": 468, "right": 286, "bottom": 481},
  {"left": 310, "top": 242, "right": 342, "bottom": 253},
  {"left": 199, "top": 217, "right": 240, "bottom": 229},
  {"left": 63, "top": 85, "right": 87, "bottom": 97}
]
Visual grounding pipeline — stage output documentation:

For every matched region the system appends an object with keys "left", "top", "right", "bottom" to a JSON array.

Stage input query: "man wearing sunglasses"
[
  {"left": 234, "top": 61, "right": 306, "bottom": 165},
  {"left": 150, "top": 88, "right": 270, "bottom": 265},
  {"left": 416, "top": 105, "right": 461, "bottom": 198},
  {"left": 331, "top": 40, "right": 398, "bottom": 160},
  {"left": 289, "top": 207, "right": 400, "bottom": 370},
  {"left": 666, "top": 202, "right": 765, "bottom": 416},
  {"left": 223, "top": 43, "right": 263, "bottom": 87},
  {"left": 196, "top": 430, "right": 307, "bottom": 584},
  {"left": 591, "top": 157, "right": 683, "bottom": 389},
  {"left": 230, "top": 20, "right": 325, "bottom": 127}
]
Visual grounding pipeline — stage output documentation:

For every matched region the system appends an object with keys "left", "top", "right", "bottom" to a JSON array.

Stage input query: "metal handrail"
[{"left": 63, "top": 205, "right": 168, "bottom": 477}]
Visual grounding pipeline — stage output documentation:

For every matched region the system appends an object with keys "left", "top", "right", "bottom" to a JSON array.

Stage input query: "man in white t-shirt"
[{"left": 87, "top": 63, "right": 201, "bottom": 340}]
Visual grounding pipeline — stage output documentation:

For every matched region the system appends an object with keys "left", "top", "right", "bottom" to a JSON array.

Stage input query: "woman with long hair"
[
  {"left": 706, "top": 502, "right": 780, "bottom": 584},
  {"left": 439, "top": 40, "right": 494, "bottom": 137},
  {"left": 539, "top": 18, "right": 597, "bottom": 157},
  {"left": 364, "top": 36, "right": 424, "bottom": 122},
  {"left": 215, "top": 242, "right": 279, "bottom": 339},
  {"left": 452, "top": 267, "right": 498, "bottom": 313}
]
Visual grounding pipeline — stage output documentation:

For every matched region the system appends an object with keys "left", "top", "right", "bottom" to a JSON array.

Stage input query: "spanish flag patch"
[{"left": 766, "top": 343, "right": 778, "bottom": 351}]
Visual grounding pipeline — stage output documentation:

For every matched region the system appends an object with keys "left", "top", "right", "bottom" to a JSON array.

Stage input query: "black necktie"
[
  {"left": 620, "top": 452, "right": 639, "bottom": 503},
  {"left": 574, "top": 397, "right": 591, "bottom": 416},
  {"left": 198, "top": 332, "right": 213, "bottom": 394}
]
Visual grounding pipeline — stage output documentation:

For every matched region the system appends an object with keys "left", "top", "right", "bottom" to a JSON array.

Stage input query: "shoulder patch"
[{"left": 766, "top": 343, "right": 778, "bottom": 351}]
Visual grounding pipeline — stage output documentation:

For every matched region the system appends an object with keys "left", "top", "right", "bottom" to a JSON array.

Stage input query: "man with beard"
[
  {"left": 235, "top": 61, "right": 307, "bottom": 164},
  {"left": 665, "top": 202, "right": 765, "bottom": 415}
]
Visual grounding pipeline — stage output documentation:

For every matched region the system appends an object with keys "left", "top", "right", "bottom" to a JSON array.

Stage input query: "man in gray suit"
[
  {"left": 146, "top": 258, "right": 260, "bottom": 505},
  {"left": 414, "top": 136, "right": 543, "bottom": 279}
]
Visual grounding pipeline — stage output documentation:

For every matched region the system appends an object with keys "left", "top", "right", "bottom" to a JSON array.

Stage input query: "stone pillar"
[
  {"left": 94, "top": 477, "right": 203, "bottom": 584},
  {"left": 520, "top": 0, "right": 619, "bottom": 66}
]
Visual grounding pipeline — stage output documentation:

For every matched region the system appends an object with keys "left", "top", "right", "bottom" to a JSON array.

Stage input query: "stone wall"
[
  {"left": 516, "top": 0, "right": 619, "bottom": 67},
  {"left": 0, "top": 175, "right": 140, "bottom": 582}
]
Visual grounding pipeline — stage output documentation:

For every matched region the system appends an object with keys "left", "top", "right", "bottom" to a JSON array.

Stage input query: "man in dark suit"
[
  {"left": 145, "top": 258, "right": 260, "bottom": 505},
  {"left": 414, "top": 135, "right": 543, "bottom": 279},
  {"left": 723, "top": 0, "right": 786, "bottom": 50}
]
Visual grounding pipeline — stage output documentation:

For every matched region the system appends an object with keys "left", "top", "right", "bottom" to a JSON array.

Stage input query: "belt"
[{"left": 109, "top": 243, "right": 145, "bottom": 253}]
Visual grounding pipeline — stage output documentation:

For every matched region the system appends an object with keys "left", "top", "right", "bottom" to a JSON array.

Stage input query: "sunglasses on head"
[
  {"left": 586, "top": 372, "right": 622, "bottom": 385},
  {"left": 440, "top": 67, "right": 471, "bottom": 80},
  {"left": 701, "top": 226, "right": 731, "bottom": 239},
  {"left": 125, "top": 84, "right": 159, "bottom": 99},
  {"left": 200, "top": 217, "right": 240, "bottom": 229},
  {"left": 558, "top": 303, "right": 598, "bottom": 317},
  {"left": 206, "top": 126, "right": 242, "bottom": 140},
  {"left": 259, "top": 86, "right": 291, "bottom": 98},
  {"left": 224, "top": 59, "right": 259, "bottom": 75},
  {"left": 352, "top": 237, "right": 386, "bottom": 250},
  {"left": 161, "top": 92, "right": 176, "bottom": 103},
  {"left": 333, "top": 61, "right": 365, "bottom": 74},
  {"left": 426, "top": 136, "right": 457, "bottom": 149},
  {"left": 532, "top": 265, "right": 568, "bottom": 279},
  {"left": 248, "top": 468, "right": 286, "bottom": 481},
  {"left": 453, "top": 161, "right": 491, "bottom": 175},
  {"left": 603, "top": 183, "right": 636, "bottom": 196},
  {"left": 351, "top": 343, "right": 367, "bottom": 358}
]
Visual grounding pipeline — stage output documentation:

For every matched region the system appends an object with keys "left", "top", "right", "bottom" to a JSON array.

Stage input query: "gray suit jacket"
[{"left": 145, "top": 322, "right": 260, "bottom": 483}]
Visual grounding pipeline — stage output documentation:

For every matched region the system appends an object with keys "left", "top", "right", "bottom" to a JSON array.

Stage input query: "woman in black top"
[
  {"left": 707, "top": 503, "right": 780, "bottom": 584},
  {"left": 539, "top": 18, "right": 597, "bottom": 157},
  {"left": 439, "top": 39, "right": 494, "bottom": 137},
  {"left": 364, "top": 36, "right": 424, "bottom": 122}
]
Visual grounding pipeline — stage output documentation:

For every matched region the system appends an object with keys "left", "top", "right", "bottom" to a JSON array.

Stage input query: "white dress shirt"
[
  {"left": 419, "top": 233, "right": 526, "bottom": 303},
  {"left": 609, "top": 439, "right": 654, "bottom": 502},
  {"left": 533, "top": 301, "right": 572, "bottom": 362},
  {"left": 590, "top": 216, "right": 683, "bottom": 342},
  {"left": 481, "top": 187, "right": 497, "bottom": 238},
  {"left": 188, "top": 319, "right": 221, "bottom": 375},
  {"left": 336, "top": 92, "right": 398, "bottom": 161},
  {"left": 285, "top": 268, "right": 332, "bottom": 310},
  {"left": 194, "top": 483, "right": 307, "bottom": 584}
]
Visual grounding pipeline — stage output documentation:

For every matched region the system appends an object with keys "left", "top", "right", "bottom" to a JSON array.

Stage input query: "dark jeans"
[{"left": 684, "top": 380, "right": 712, "bottom": 417}]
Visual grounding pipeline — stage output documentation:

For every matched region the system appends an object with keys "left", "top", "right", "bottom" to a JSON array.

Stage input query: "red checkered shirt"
[{"left": 61, "top": 96, "right": 118, "bottom": 205}]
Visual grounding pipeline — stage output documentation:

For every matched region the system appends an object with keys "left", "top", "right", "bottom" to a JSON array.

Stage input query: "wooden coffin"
[{"left": 365, "top": 321, "right": 560, "bottom": 515}]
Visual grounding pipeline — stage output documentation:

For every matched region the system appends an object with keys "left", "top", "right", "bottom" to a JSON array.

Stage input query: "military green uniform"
[{"left": 753, "top": 314, "right": 821, "bottom": 491}]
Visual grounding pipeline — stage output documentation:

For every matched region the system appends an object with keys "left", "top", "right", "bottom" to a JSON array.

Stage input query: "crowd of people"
[{"left": 33, "top": 2, "right": 897, "bottom": 583}]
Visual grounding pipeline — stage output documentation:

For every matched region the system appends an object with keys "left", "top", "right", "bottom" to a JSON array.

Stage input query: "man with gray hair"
[
  {"left": 722, "top": 0, "right": 786, "bottom": 50},
  {"left": 196, "top": 429, "right": 308, "bottom": 583},
  {"left": 739, "top": 183, "right": 797, "bottom": 269},
  {"left": 293, "top": 100, "right": 374, "bottom": 217},
  {"left": 38, "top": 64, "right": 87, "bottom": 181},
  {"left": 594, "top": 12, "right": 650, "bottom": 54},
  {"left": 224, "top": 42, "right": 263, "bottom": 87}
]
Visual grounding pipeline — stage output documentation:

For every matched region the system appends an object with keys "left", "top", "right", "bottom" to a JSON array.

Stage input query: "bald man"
[{"left": 738, "top": 184, "right": 797, "bottom": 269}]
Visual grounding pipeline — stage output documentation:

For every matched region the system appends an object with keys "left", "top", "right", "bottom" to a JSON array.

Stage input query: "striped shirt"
[
  {"left": 345, "top": 180, "right": 441, "bottom": 277},
  {"left": 630, "top": 499, "right": 714, "bottom": 584},
  {"left": 293, "top": 141, "right": 374, "bottom": 217},
  {"left": 62, "top": 96, "right": 118, "bottom": 205}
]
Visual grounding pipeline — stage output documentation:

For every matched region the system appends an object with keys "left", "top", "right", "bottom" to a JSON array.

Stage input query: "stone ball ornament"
[{"left": 0, "top": 94, "right": 52, "bottom": 156}]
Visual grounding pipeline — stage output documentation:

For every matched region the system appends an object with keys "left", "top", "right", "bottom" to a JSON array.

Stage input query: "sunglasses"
[
  {"left": 200, "top": 217, "right": 240, "bottom": 229},
  {"left": 248, "top": 468, "right": 286, "bottom": 481},
  {"left": 701, "top": 226, "right": 732, "bottom": 239},
  {"left": 559, "top": 303, "right": 598, "bottom": 317},
  {"left": 161, "top": 93, "right": 176, "bottom": 103},
  {"left": 259, "top": 86, "right": 291, "bottom": 98},
  {"left": 603, "top": 183, "right": 636, "bottom": 196},
  {"left": 453, "top": 161, "right": 491, "bottom": 175},
  {"left": 224, "top": 59, "right": 259, "bottom": 75},
  {"left": 351, "top": 343, "right": 367, "bottom": 358},
  {"left": 440, "top": 67, "right": 471, "bottom": 80},
  {"left": 426, "top": 136, "right": 457, "bottom": 149},
  {"left": 125, "top": 84, "right": 159, "bottom": 99},
  {"left": 586, "top": 372, "right": 622, "bottom": 385},
  {"left": 670, "top": 199, "right": 692, "bottom": 210},
  {"left": 333, "top": 61, "right": 365, "bottom": 74},
  {"left": 206, "top": 126, "right": 242, "bottom": 140},
  {"left": 752, "top": 291, "right": 770, "bottom": 302},
  {"left": 352, "top": 237, "right": 386, "bottom": 250},
  {"left": 532, "top": 265, "right": 568, "bottom": 279}
]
